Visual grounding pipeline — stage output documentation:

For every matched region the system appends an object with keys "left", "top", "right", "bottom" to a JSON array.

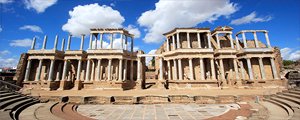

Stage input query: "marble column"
[
  {"left": 110, "top": 33, "right": 114, "bottom": 49},
  {"left": 210, "top": 58, "right": 216, "bottom": 80},
  {"left": 235, "top": 36, "right": 240, "bottom": 50},
  {"left": 67, "top": 35, "right": 72, "bottom": 50},
  {"left": 121, "top": 34, "right": 124, "bottom": 49},
  {"left": 100, "top": 33, "right": 103, "bottom": 49},
  {"left": 24, "top": 59, "right": 32, "bottom": 81},
  {"left": 219, "top": 59, "right": 225, "bottom": 80},
  {"left": 253, "top": 32, "right": 259, "bottom": 48},
  {"left": 176, "top": 32, "right": 181, "bottom": 48},
  {"left": 166, "top": 37, "right": 170, "bottom": 51},
  {"left": 207, "top": 33, "right": 212, "bottom": 48},
  {"left": 130, "top": 60, "right": 134, "bottom": 80},
  {"left": 188, "top": 58, "right": 194, "bottom": 80},
  {"left": 91, "top": 60, "right": 95, "bottom": 81},
  {"left": 258, "top": 57, "right": 266, "bottom": 80},
  {"left": 123, "top": 60, "right": 128, "bottom": 81},
  {"left": 137, "top": 57, "right": 141, "bottom": 80},
  {"left": 199, "top": 58, "right": 205, "bottom": 80},
  {"left": 94, "top": 34, "right": 98, "bottom": 49},
  {"left": 55, "top": 63, "right": 62, "bottom": 81},
  {"left": 246, "top": 58, "right": 254, "bottom": 80},
  {"left": 96, "top": 59, "right": 101, "bottom": 81},
  {"left": 85, "top": 59, "right": 91, "bottom": 81},
  {"left": 216, "top": 33, "right": 221, "bottom": 49},
  {"left": 89, "top": 34, "right": 93, "bottom": 49},
  {"left": 264, "top": 32, "right": 272, "bottom": 48},
  {"left": 172, "top": 35, "right": 176, "bottom": 50},
  {"left": 178, "top": 59, "right": 183, "bottom": 80},
  {"left": 233, "top": 59, "right": 240, "bottom": 80},
  {"left": 35, "top": 59, "right": 43, "bottom": 81},
  {"left": 80, "top": 34, "right": 85, "bottom": 50},
  {"left": 242, "top": 32, "right": 247, "bottom": 48},
  {"left": 42, "top": 35, "right": 47, "bottom": 50},
  {"left": 159, "top": 57, "right": 163, "bottom": 80},
  {"left": 76, "top": 60, "right": 82, "bottom": 81},
  {"left": 187, "top": 32, "right": 191, "bottom": 48},
  {"left": 125, "top": 36, "right": 128, "bottom": 50},
  {"left": 31, "top": 37, "right": 36, "bottom": 50},
  {"left": 197, "top": 32, "right": 202, "bottom": 48},
  {"left": 108, "top": 59, "right": 112, "bottom": 80},
  {"left": 173, "top": 59, "right": 178, "bottom": 80},
  {"left": 131, "top": 37, "right": 134, "bottom": 52},
  {"left": 53, "top": 35, "right": 58, "bottom": 50},
  {"left": 62, "top": 60, "right": 68, "bottom": 81},
  {"left": 229, "top": 34, "right": 234, "bottom": 49},
  {"left": 239, "top": 60, "right": 245, "bottom": 80},
  {"left": 167, "top": 60, "right": 171, "bottom": 80},
  {"left": 118, "top": 59, "right": 123, "bottom": 81},
  {"left": 61, "top": 38, "right": 65, "bottom": 51},
  {"left": 48, "top": 59, "right": 55, "bottom": 81},
  {"left": 270, "top": 57, "right": 279, "bottom": 79}
]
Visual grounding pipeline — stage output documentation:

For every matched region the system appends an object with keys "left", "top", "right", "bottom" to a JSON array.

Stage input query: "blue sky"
[{"left": 0, "top": 0, "right": 299, "bottom": 68}]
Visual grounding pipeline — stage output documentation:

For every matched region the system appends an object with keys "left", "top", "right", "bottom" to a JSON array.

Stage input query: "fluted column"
[
  {"left": 172, "top": 35, "right": 176, "bottom": 50},
  {"left": 31, "top": 37, "right": 36, "bottom": 50},
  {"left": 61, "top": 60, "right": 68, "bottom": 81},
  {"left": 246, "top": 58, "right": 253, "bottom": 80},
  {"left": 108, "top": 59, "right": 112, "bottom": 80},
  {"left": 61, "top": 38, "right": 65, "bottom": 51},
  {"left": 187, "top": 32, "right": 191, "bottom": 48},
  {"left": 219, "top": 59, "right": 225, "bottom": 80},
  {"left": 24, "top": 59, "right": 32, "bottom": 81},
  {"left": 197, "top": 32, "right": 201, "bottom": 48},
  {"left": 100, "top": 33, "right": 103, "bottom": 49},
  {"left": 121, "top": 34, "right": 124, "bottom": 49},
  {"left": 210, "top": 58, "right": 216, "bottom": 80},
  {"left": 242, "top": 32, "right": 247, "bottom": 48},
  {"left": 130, "top": 60, "right": 134, "bottom": 80},
  {"left": 118, "top": 59, "right": 123, "bottom": 81},
  {"left": 48, "top": 59, "right": 55, "bottom": 81},
  {"left": 216, "top": 33, "right": 220, "bottom": 49},
  {"left": 233, "top": 59, "right": 239, "bottom": 80},
  {"left": 55, "top": 63, "right": 62, "bottom": 81},
  {"left": 53, "top": 35, "right": 58, "bottom": 50},
  {"left": 89, "top": 34, "right": 93, "bottom": 49},
  {"left": 166, "top": 37, "right": 170, "bottom": 51},
  {"left": 199, "top": 58, "right": 205, "bottom": 80},
  {"left": 178, "top": 59, "right": 183, "bottom": 80},
  {"left": 91, "top": 60, "right": 95, "bottom": 81},
  {"left": 258, "top": 57, "right": 266, "bottom": 80},
  {"left": 253, "top": 32, "right": 259, "bottom": 48},
  {"left": 123, "top": 60, "right": 128, "bottom": 81},
  {"left": 137, "top": 57, "right": 141, "bottom": 80},
  {"left": 42, "top": 35, "right": 47, "bottom": 50},
  {"left": 229, "top": 34, "right": 234, "bottom": 49},
  {"left": 94, "top": 34, "right": 97, "bottom": 49},
  {"left": 264, "top": 32, "right": 271, "bottom": 48},
  {"left": 110, "top": 33, "right": 114, "bottom": 49},
  {"left": 35, "top": 59, "right": 43, "bottom": 81},
  {"left": 167, "top": 60, "right": 171, "bottom": 80},
  {"left": 85, "top": 59, "right": 91, "bottom": 81},
  {"left": 235, "top": 36, "right": 240, "bottom": 50},
  {"left": 96, "top": 59, "right": 101, "bottom": 81},
  {"left": 173, "top": 59, "right": 178, "bottom": 80},
  {"left": 76, "top": 60, "right": 82, "bottom": 81},
  {"left": 188, "top": 58, "right": 194, "bottom": 80},
  {"left": 159, "top": 57, "right": 164, "bottom": 80},
  {"left": 176, "top": 32, "right": 181, "bottom": 48},
  {"left": 270, "top": 57, "right": 279, "bottom": 79},
  {"left": 207, "top": 33, "right": 212, "bottom": 48},
  {"left": 80, "top": 34, "right": 85, "bottom": 50},
  {"left": 131, "top": 37, "right": 134, "bottom": 52},
  {"left": 67, "top": 35, "right": 72, "bottom": 50},
  {"left": 125, "top": 36, "right": 128, "bottom": 50}
]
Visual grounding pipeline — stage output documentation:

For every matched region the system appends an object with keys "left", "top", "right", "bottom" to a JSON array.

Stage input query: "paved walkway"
[{"left": 78, "top": 104, "right": 240, "bottom": 120}]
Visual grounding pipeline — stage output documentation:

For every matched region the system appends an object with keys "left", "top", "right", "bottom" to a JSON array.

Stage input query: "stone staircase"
[{"left": 261, "top": 88, "right": 300, "bottom": 120}]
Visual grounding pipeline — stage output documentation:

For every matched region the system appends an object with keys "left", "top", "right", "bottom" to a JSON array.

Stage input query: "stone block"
[{"left": 194, "top": 96, "right": 216, "bottom": 104}]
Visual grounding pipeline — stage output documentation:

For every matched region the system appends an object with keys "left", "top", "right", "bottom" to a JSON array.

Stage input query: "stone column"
[
  {"left": 197, "top": 32, "right": 202, "bottom": 48},
  {"left": 167, "top": 60, "right": 171, "bottom": 80},
  {"left": 233, "top": 59, "right": 239, "bottom": 80},
  {"left": 100, "top": 33, "right": 103, "bottom": 49},
  {"left": 80, "top": 34, "right": 85, "bottom": 50},
  {"left": 187, "top": 32, "right": 191, "bottom": 48},
  {"left": 216, "top": 33, "right": 220, "bottom": 49},
  {"left": 173, "top": 59, "right": 178, "bottom": 80},
  {"left": 125, "top": 36, "right": 128, "bottom": 51},
  {"left": 219, "top": 59, "right": 225, "bottom": 80},
  {"left": 76, "top": 60, "right": 82, "bottom": 81},
  {"left": 239, "top": 60, "right": 245, "bottom": 80},
  {"left": 53, "top": 35, "right": 58, "bottom": 50},
  {"left": 270, "top": 57, "right": 279, "bottom": 79},
  {"left": 85, "top": 59, "right": 91, "bottom": 81},
  {"left": 137, "top": 57, "right": 141, "bottom": 80},
  {"left": 89, "top": 34, "right": 93, "bottom": 49},
  {"left": 24, "top": 59, "right": 32, "bottom": 81},
  {"left": 121, "top": 34, "right": 124, "bottom": 49},
  {"left": 55, "top": 63, "right": 62, "bottom": 81},
  {"left": 253, "top": 32, "right": 259, "bottom": 48},
  {"left": 130, "top": 60, "right": 134, "bottom": 80},
  {"left": 94, "top": 34, "right": 98, "bottom": 49},
  {"left": 96, "top": 59, "right": 101, "bottom": 81},
  {"left": 31, "top": 37, "right": 36, "bottom": 50},
  {"left": 199, "top": 58, "right": 205, "bottom": 80},
  {"left": 166, "top": 37, "right": 170, "bottom": 51},
  {"left": 235, "top": 36, "right": 240, "bottom": 50},
  {"left": 246, "top": 58, "right": 254, "bottom": 80},
  {"left": 264, "top": 32, "right": 272, "bottom": 48},
  {"left": 61, "top": 38, "right": 65, "bottom": 51},
  {"left": 67, "top": 35, "right": 72, "bottom": 50},
  {"left": 118, "top": 59, "right": 123, "bottom": 81},
  {"left": 207, "top": 33, "right": 212, "bottom": 48},
  {"left": 35, "top": 59, "right": 43, "bottom": 81},
  {"left": 48, "top": 59, "right": 55, "bottom": 81},
  {"left": 42, "top": 35, "right": 47, "bottom": 50},
  {"left": 110, "top": 33, "right": 114, "bottom": 49},
  {"left": 258, "top": 57, "right": 266, "bottom": 80},
  {"left": 188, "top": 58, "right": 194, "bottom": 80},
  {"left": 229, "top": 34, "right": 234, "bottom": 49},
  {"left": 62, "top": 60, "right": 68, "bottom": 81},
  {"left": 131, "top": 37, "right": 134, "bottom": 52},
  {"left": 172, "top": 35, "right": 176, "bottom": 50},
  {"left": 178, "top": 59, "right": 183, "bottom": 80},
  {"left": 123, "top": 60, "right": 128, "bottom": 81},
  {"left": 176, "top": 32, "right": 181, "bottom": 48},
  {"left": 91, "top": 60, "right": 96, "bottom": 81},
  {"left": 210, "top": 58, "right": 216, "bottom": 80},
  {"left": 159, "top": 57, "right": 164, "bottom": 80},
  {"left": 108, "top": 59, "right": 112, "bottom": 80},
  {"left": 242, "top": 32, "right": 247, "bottom": 48}
]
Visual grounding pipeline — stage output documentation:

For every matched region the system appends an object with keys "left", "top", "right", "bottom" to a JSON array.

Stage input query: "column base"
[
  {"left": 57, "top": 80, "right": 67, "bottom": 90},
  {"left": 72, "top": 80, "right": 83, "bottom": 90},
  {"left": 134, "top": 81, "right": 143, "bottom": 90},
  {"left": 155, "top": 80, "right": 166, "bottom": 89}
]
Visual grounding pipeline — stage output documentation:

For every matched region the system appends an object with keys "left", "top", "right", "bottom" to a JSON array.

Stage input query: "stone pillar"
[
  {"left": 31, "top": 37, "right": 36, "bottom": 50},
  {"left": 197, "top": 32, "right": 202, "bottom": 48},
  {"left": 94, "top": 34, "right": 97, "bottom": 49},
  {"left": 48, "top": 59, "right": 55, "bottom": 81},
  {"left": 166, "top": 37, "right": 170, "bottom": 51},
  {"left": 121, "top": 34, "right": 124, "bottom": 49},
  {"left": 219, "top": 59, "right": 225, "bottom": 80},
  {"left": 159, "top": 57, "right": 164, "bottom": 80},
  {"left": 108, "top": 59, "right": 112, "bottom": 80},
  {"left": 67, "top": 35, "right": 72, "bottom": 50},
  {"left": 188, "top": 58, "right": 194, "bottom": 80},
  {"left": 233, "top": 59, "right": 240, "bottom": 80},
  {"left": 258, "top": 57, "right": 266, "bottom": 80},
  {"left": 199, "top": 58, "right": 205, "bottom": 80},
  {"left": 85, "top": 59, "right": 91, "bottom": 81},
  {"left": 235, "top": 36, "right": 240, "bottom": 50},
  {"left": 100, "top": 33, "right": 103, "bottom": 49},
  {"left": 239, "top": 60, "right": 245, "bottom": 80},
  {"left": 110, "top": 33, "right": 114, "bottom": 49},
  {"left": 125, "top": 36, "right": 128, "bottom": 50},
  {"left": 172, "top": 35, "right": 176, "bottom": 50},
  {"left": 216, "top": 33, "right": 221, "bottom": 49},
  {"left": 270, "top": 57, "right": 279, "bottom": 79},
  {"left": 210, "top": 58, "right": 216, "bottom": 80},
  {"left": 137, "top": 57, "right": 141, "bottom": 80},
  {"left": 187, "top": 32, "right": 191, "bottom": 48},
  {"left": 55, "top": 63, "right": 62, "bottom": 81},
  {"left": 80, "top": 34, "right": 85, "bottom": 50},
  {"left": 246, "top": 58, "right": 254, "bottom": 80},
  {"left": 91, "top": 60, "right": 95, "bottom": 81},
  {"left": 96, "top": 59, "right": 101, "bottom": 81},
  {"left": 173, "top": 59, "right": 178, "bottom": 80},
  {"left": 76, "top": 60, "right": 82, "bottom": 81},
  {"left": 176, "top": 32, "right": 181, "bottom": 48},
  {"left": 229, "top": 34, "right": 234, "bottom": 49},
  {"left": 24, "top": 59, "right": 32, "bottom": 81},
  {"left": 118, "top": 59, "right": 123, "bottom": 81},
  {"left": 89, "top": 34, "right": 93, "bottom": 49},
  {"left": 123, "top": 59, "right": 128, "bottom": 81},
  {"left": 61, "top": 38, "right": 65, "bottom": 51},
  {"left": 178, "top": 59, "right": 183, "bottom": 80},
  {"left": 35, "top": 59, "right": 43, "bottom": 81},
  {"left": 264, "top": 32, "right": 272, "bottom": 48},
  {"left": 207, "top": 32, "right": 212, "bottom": 48},
  {"left": 131, "top": 37, "right": 134, "bottom": 52},
  {"left": 242, "top": 32, "right": 247, "bottom": 48},
  {"left": 167, "top": 60, "right": 171, "bottom": 80},
  {"left": 253, "top": 32, "right": 259, "bottom": 48},
  {"left": 130, "top": 60, "right": 134, "bottom": 80},
  {"left": 53, "top": 35, "right": 58, "bottom": 50},
  {"left": 42, "top": 35, "right": 47, "bottom": 50},
  {"left": 62, "top": 60, "right": 68, "bottom": 81}
]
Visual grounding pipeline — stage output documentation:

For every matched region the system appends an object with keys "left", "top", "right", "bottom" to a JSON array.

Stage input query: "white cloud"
[
  {"left": 0, "top": 50, "right": 10, "bottom": 56},
  {"left": 19, "top": 25, "right": 43, "bottom": 33},
  {"left": 146, "top": 49, "right": 157, "bottom": 65},
  {"left": 230, "top": 11, "right": 272, "bottom": 25},
  {"left": 62, "top": 3, "right": 125, "bottom": 37},
  {"left": 281, "top": 47, "right": 300, "bottom": 61},
  {"left": 0, "top": 0, "right": 13, "bottom": 4},
  {"left": 126, "top": 25, "right": 141, "bottom": 38},
  {"left": 0, "top": 58, "right": 18, "bottom": 67},
  {"left": 0, "top": 25, "right": 2, "bottom": 32},
  {"left": 10, "top": 38, "right": 32, "bottom": 47},
  {"left": 24, "top": 0, "right": 57, "bottom": 13},
  {"left": 138, "top": 0, "right": 238, "bottom": 43}
]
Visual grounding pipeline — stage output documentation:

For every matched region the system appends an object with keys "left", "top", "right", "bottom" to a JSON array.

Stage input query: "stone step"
[
  {"left": 2, "top": 98, "right": 33, "bottom": 111},
  {"left": 0, "top": 92, "right": 15, "bottom": 97},
  {"left": 51, "top": 103, "right": 68, "bottom": 119},
  {"left": 0, "top": 90, "right": 8, "bottom": 94},
  {"left": 19, "top": 103, "right": 44, "bottom": 120},
  {"left": 12, "top": 100, "right": 40, "bottom": 120},
  {"left": 271, "top": 96, "right": 299, "bottom": 109},
  {"left": 0, "top": 94, "right": 22, "bottom": 103},
  {"left": 35, "top": 102, "right": 63, "bottom": 120},
  {"left": 63, "top": 104, "right": 94, "bottom": 120},
  {"left": 263, "top": 99, "right": 293, "bottom": 119},
  {"left": 289, "top": 90, "right": 300, "bottom": 95},
  {"left": 0, "top": 96, "right": 28, "bottom": 109},
  {"left": 281, "top": 92, "right": 300, "bottom": 99},
  {"left": 276, "top": 94, "right": 300, "bottom": 105},
  {"left": 0, "top": 111, "right": 11, "bottom": 120}
]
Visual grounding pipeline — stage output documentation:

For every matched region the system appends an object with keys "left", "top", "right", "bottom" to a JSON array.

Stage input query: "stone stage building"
[{"left": 15, "top": 26, "right": 285, "bottom": 91}]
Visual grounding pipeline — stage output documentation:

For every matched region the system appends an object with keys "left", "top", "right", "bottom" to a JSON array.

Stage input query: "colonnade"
[
  {"left": 88, "top": 33, "right": 134, "bottom": 51},
  {"left": 213, "top": 32, "right": 234, "bottom": 49},
  {"left": 236, "top": 31, "right": 271, "bottom": 49}
]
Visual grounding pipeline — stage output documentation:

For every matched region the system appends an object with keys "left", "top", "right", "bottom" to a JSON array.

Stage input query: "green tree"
[{"left": 283, "top": 60, "right": 294, "bottom": 66}]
